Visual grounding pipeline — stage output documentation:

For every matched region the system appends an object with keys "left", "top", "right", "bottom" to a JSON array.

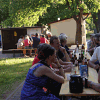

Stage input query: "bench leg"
[{"left": 13, "top": 50, "right": 15, "bottom": 57}]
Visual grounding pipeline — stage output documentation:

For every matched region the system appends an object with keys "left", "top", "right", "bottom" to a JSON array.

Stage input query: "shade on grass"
[{"left": 0, "top": 58, "right": 34, "bottom": 99}]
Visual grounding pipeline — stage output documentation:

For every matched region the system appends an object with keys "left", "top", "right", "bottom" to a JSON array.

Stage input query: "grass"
[{"left": 0, "top": 57, "right": 34, "bottom": 99}]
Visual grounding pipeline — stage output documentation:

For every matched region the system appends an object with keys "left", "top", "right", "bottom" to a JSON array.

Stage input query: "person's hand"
[
  {"left": 87, "top": 80, "right": 93, "bottom": 88},
  {"left": 53, "top": 58, "right": 60, "bottom": 66},
  {"left": 86, "top": 49, "right": 89, "bottom": 52},
  {"left": 59, "top": 46, "right": 66, "bottom": 53},
  {"left": 64, "top": 67, "right": 71, "bottom": 72},
  {"left": 63, "top": 63, "right": 73, "bottom": 68},
  {"left": 94, "top": 64, "right": 99, "bottom": 70}
]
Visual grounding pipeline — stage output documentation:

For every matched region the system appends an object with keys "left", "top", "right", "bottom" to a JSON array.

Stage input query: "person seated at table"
[
  {"left": 21, "top": 43, "right": 65, "bottom": 100},
  {"left": 85, "top": 67, "right": 100, "bottom": 94},
  {"left": 50, "top": 36, "right": 70, "bottom": 62},
  {"left": 32, "top": 44, "right": 72, "bottom": 72},
  {"left": 88, "top": 45, "right": 100, "bottom": 73},
  {"left": 88, "top": 34, "right": 100, "bottom": 73},
  {"left": 87, "top": 34, "right": 96, "bottom": 56},
  {"left": 24, "top": 35, "right": 32, "bottom": 57},
  {"left": 17, "top": 35, "right": 25, "bottom": 56},
  {"left": 59, "top": 34, "right": 72, "bottom": 58}
]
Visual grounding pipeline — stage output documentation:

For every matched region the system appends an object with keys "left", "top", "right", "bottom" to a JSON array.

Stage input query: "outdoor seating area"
[
  {"left": 2, "top": 33, "right": 99, "bottom": 100},
  {"left": 1, "top": 1, "right": 100, "bottom": 100}
]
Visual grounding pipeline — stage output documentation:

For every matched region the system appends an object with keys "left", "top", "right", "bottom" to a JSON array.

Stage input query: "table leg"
[
  {"left": 62, "top": 96, "right": 63, "bottom": 100},
  {"left": 13, "top": 50, "right": 15, "bottom": 57}
]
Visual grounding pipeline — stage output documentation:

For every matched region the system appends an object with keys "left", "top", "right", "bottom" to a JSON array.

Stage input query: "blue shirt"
[{"left": 32, "top": 37, "right": 40, "bottom": 48}]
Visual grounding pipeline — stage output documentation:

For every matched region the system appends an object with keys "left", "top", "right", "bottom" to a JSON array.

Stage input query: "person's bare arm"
[
  {"left": 87, "top": 47, "right": 95, "bottom": 52},
  {"left": 88, "top": 60, "right": 99, "bottom": 70},
  {"left": 42, "top": 66, "right": 65, "bottom": 83},
  {"left": 69, "top": 53, "right": 72, "bottom": 58},
  {"left": 98, "top": 69, "right": 100, "bottom": 83},
  {"left": 51, "top": 63, "right": 58, "bottom": 68},
  {"left": 88, "top": 80, "right": 100, "bottom": 92},
  {"left": 59, "top": 59, "right": 71, "bottom": 65}
]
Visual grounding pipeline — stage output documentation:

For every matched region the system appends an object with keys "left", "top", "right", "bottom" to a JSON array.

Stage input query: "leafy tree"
[
  {"left": 0, "top": 0, "right": 10, "bottom": 26},
  {"left": 1, "top": 0, "right": 100, "bottom": 44},
  {"left": 86, "top": 15, "right": 95, "bottom": 30},
  {"left": 40, "top": 0, "right": 100, "bottom": 44}
]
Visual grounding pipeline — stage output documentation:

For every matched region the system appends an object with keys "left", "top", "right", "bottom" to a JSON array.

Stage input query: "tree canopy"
[{"left": 0, "top": 0, "right": 100, "bottom": 30}]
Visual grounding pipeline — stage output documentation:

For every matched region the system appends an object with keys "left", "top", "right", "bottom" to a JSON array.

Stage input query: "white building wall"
[
  {"left": 27, "top": 28, "right": 41, "bottom": 38},
  {"left": 50, "top": 18, "right": 76, "bottom": 44}
]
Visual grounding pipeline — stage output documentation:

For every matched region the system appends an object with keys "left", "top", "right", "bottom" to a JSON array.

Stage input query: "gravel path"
[{"left": 0, "top": 48, "right": 21, "bottom": 59}]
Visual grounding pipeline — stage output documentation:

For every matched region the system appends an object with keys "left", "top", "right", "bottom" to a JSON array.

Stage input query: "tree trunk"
[
  {"left": 75, "top": 8, "right": 83, "bottom": 45},
  {"left": 94, "top": 21, "right": 99, "bottom": 33},
  {"left": 92, "top": 14, "right": 99, "bottom": 33},
  {"left": 75, "top": 20, "right": 82, "bottom": 44}
]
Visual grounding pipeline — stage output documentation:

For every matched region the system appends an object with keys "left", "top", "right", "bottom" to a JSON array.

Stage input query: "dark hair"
[
  {"left": 50, "top": 36, "right": 58, "bottom": 44},
  {"left": 35, "top": 33, "right": 39, "bottom": 37},
  {"left": 42, "top": 34, "right": 44, "bottom": 37},
  {"left": 95, "top": 34, "right": 100, "bottom": 41},
  {"left": 37, "top": 43, "right": 55, "bottom": 60}
]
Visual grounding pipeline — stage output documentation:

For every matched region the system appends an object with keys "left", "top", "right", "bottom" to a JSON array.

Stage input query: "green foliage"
[
  {"left": 86, "top": 15, "right": 95, "bottom": 30},
  {"left": 0, "top": 0, "right": 100, "bottom": 28}
]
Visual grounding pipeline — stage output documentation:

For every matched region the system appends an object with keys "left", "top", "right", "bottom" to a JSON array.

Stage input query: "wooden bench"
[{"left": 3, "top": 48, "right": 37, "bottom": 57}]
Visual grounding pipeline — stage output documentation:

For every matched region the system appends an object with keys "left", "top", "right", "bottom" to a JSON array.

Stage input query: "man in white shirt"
[{"left": 88, "top": 46, "right": 100, "bottom": 72}]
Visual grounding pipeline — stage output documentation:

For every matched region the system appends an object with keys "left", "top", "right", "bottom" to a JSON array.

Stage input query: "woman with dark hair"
[{"left": 21, "top": 43, "right": 65, "bottom": 100}]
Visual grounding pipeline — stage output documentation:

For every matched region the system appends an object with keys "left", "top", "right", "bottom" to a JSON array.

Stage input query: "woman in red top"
[
  {"left": 24, "top": 35, "right": 32, "bottom": 57},
  {"left": 40, "top": 34, "right": 49, "bottom": 44}
]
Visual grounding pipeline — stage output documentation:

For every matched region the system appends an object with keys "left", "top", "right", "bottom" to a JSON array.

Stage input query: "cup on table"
[{"left": 66, "top": 74, "right": 71, "bottom": 81}]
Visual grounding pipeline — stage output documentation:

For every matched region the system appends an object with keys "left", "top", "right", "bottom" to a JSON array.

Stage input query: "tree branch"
[
  {"left": 83, "top": 13, "right": 90, "bottom": 20},
  {"left": 73, "top": 15, "right": 79, "bottom": 21},
  {"left": 66, "top": 0, "right": 71, "bottom": 10}
]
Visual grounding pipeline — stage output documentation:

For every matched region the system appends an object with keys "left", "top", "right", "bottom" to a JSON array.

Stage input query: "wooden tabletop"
[
  {"left": 59, "top": 67, "right": 100, "bottom": 96},
  {"left": 59, "top": 45, "right": 100, "bottom": 96}
]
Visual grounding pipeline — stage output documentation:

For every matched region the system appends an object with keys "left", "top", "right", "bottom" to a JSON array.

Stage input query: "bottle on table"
[
  {"left": 83, "top": 71, "right": 88, "bottom": 88},
  {"left": 81, "top": 51, "right": 84, "bottom": 61},
  {"left": 81, "top": 44, "right": 85, "bottom": 56},
  {"left": 76, "top": 41, "right": 79, "bottom": 53},
  {"left": 76, "top": 41, "right": 79, "bottom": 49},
  {"left": 78, "top": 53, "right": 82, "bottom": 70},
  {"left": 84, "top": 56, "right": 89, "bottom": 77},
  {"left": 71, "top": 53, "right": 74, "bottom": 64},
  {"left": 71, "top": 65, "right": 76, "bottom": 75},
  {"left": 74, "top": 55, "right": 78, "bottom": 67},
  {"left": 74, "top": 53, "right": 77, "bottom": 60}
]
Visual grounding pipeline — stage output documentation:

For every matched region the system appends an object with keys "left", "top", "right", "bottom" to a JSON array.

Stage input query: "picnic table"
[
  {"left": 59, "top": 45, "right": 100, "bottom": 99},
  {"left": 3, "top": 48, "right": 37, "bottom": 57}
]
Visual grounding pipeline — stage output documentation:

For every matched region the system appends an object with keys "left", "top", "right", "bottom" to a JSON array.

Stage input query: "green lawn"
[{"left": 0, "top": 57, "right": 34, "bottom": 99}]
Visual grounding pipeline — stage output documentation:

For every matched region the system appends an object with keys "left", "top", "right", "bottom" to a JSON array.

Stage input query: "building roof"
[
  {"left": 0, "top": 26, "right": 44, "bottom": 30},
  {"left": 48, "top": 13, "right": 91, "bottom": 25}
]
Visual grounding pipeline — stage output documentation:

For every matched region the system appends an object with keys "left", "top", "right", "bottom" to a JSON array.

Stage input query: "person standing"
[
  {"left": 40, "top": 34, "right": 49, "bottom": 44},
  {"left": 40, "top": 34, "right": 45, "bottom": 43},
  {"left": 32, "top": 33, "right": 40, "bottom": 56}
]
